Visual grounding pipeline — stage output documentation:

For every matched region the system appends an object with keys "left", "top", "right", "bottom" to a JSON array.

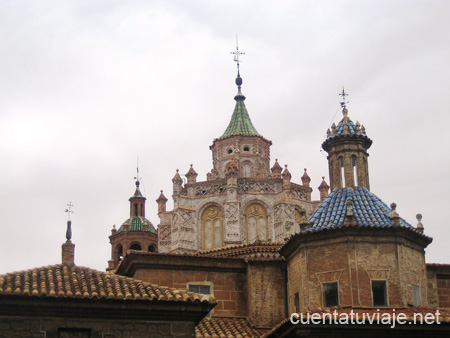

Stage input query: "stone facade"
[{"left": 157, "top": 79, "right": 319, "bottom": 254}]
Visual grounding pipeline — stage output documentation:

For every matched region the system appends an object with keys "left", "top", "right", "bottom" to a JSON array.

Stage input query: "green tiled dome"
[{"left": 119, "top": 216, "right": 157, "bottom": 234}]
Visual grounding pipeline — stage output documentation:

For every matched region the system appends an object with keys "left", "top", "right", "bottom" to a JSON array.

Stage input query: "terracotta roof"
[
  {"left": 196, "top": 317, "right": 266, "bottom": 338},
  {"left": 0, "top": 264, "right": 214, "bottom": 303},
  {"left": 196, "top": 242, "right": 284, "bottom": 261},
  {"left": 427, "top": 263, "right": 450, "bottom": 267},
  {"left": 263, "top": 307, "right": 450, "bottom": 337}
]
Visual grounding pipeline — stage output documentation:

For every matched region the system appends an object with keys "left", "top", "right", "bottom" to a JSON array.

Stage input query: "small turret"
[
  {"left": 271, "top": 159, "right": 283, "bottom": 179},
  {"left": 185, "top": 164, "right": 198, "bottom": 184},
  {"left": 318, "top": 176, "right": 330, "bottom": 201},
  {"left": 156, "top": 190, "right": 168, "bottom": 214},
  {"left": 301, "top": 168, "right": 311, "bottom": 187},
  {"left": 282, "top": 165, "right": 291, "bottom": 191},
  {"left": 172, "top": 169, "right": 183, "bottom": 197}
]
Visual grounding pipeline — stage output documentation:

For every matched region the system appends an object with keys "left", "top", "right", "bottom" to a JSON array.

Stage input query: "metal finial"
[
  {"left": 339, "top": 86, "right": 349, "bottom": 109},
  {"left": 65, "top": 202, "right": 74, "bottom": 220},
  {"left": 230, "top": 36, "right": 245, "bottom": 71},
  {"left": 134, "top": 165, "right": 141, "bottom": 187}
]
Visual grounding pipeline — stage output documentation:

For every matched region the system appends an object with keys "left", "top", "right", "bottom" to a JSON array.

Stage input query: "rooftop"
[{"left": 0, "top": 264, "right": 212, "bottom": 303}]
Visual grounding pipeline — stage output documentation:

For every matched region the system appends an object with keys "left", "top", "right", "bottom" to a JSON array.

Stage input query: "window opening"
[
  {"left": 372, "top": 280, "right": 387, "bottom": 306},
  {"left": 323, "top": 282, "right": 339, "bottom": 307},
  {"left": 412, "top": 285, "right": 421, "bottom": 306}
]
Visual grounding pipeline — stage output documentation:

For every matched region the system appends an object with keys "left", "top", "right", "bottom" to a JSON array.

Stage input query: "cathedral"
[{"left": 1, "top": 63, "right": 450, "bottom": 337}]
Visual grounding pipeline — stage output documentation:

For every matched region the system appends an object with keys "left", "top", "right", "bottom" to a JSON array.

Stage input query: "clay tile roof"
[
  {"left": 196, "top": 242, "right": 284, "bottom": 260},
  {"left": 196, "top": 317, "right": 266, "bottom": 338},
  {"left": 0, "top": 264, "right": 214, "bottom": 304}
]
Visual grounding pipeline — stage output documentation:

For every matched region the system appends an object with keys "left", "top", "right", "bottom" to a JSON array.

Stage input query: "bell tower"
[
  {"left": 107, "top": 173, "right": 158, "bottom": 271},
  {"left": 322, "top": 89, "right": 373, "bottom": 191}
]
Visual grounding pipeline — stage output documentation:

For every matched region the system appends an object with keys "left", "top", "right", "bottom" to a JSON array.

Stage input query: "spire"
[
  {"left": 133, "top": 166, "right": 144, "bottom": 198},
  {"left": 322, "top": 88, "right": 373, "bottom": 190},
  {"left": 129, "top": 172, "right": 146, "bottom": 217},
  {"left": 62, "top": 204, "right": 75, "bottom": 266},
  {"left": 220, "top": 41, "right": 259, "bottom": 139}
]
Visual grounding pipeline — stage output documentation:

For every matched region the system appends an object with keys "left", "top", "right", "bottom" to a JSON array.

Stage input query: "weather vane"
[
  {"left": 230, "top": 36, "right": 245, "bottom": 70},
  {"left": 65, "top": 202, "right": 74, "bottom": 220},
  {"left": 134, "top": 164, "right": 141, "bottom": 184},
  {"left": 339, "top": 87, "right": 349, "bottom": 109}
]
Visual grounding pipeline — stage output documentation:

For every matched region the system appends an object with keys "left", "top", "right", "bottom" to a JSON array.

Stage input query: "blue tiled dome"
[{"left": 307, "top": 187, "right": 413, "bottom": 232}]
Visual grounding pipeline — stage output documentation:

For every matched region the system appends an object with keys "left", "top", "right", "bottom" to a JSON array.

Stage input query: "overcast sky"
[{"left": 1, "top": 0, "right": 449, "bottom": 274}]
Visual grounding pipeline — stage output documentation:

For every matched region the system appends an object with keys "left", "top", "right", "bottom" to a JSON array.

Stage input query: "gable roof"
[{"left": 0, "top": 264, "right": 213, "bottom": 303}]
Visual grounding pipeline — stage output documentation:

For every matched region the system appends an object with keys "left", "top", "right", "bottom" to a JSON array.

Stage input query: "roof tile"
[{"left": 0, "top": 264, "right": 214, "bottom": 304}]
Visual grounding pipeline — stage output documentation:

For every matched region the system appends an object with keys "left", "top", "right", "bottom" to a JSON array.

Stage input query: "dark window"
[
  {"left": 244, "top": 146, "right": 250, "bottom": 152},
  {"left": 148, "top": 245, "right": 156, "bottom": 252},
  {"left": 323, "top": 282, "right": 339, "bottom": 307},
  {"left": 130, "top": 243, "right": 141, "bottom": 250},
  {"left": 189, "top": 284, "right": 211, "bottom": 294},
  {"left": 228, "top": 149, "right": 233, "bottom": 154},
  {"left": 294, "top": 292, "right": 300, "bottom": 312},
  {"left": 372, "top": 280, "right": 387, "bottom": 306},
  {"left": 134, "top": 203, "right": 138, "bottom": 216}
]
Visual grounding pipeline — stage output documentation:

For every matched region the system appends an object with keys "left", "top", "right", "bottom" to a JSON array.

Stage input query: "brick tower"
[
  {"left": 322, "top": 105, "right": 372, "bottom": 191},
  {"left": 107, "top": 178, "right": 158, "bottom": 270}
]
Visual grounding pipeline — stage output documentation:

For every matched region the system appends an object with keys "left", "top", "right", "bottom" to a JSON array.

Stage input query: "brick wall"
[
  {"left": 134, "top": 267, "right": 247, "bottom": 317},
  {"left": 286, "top": 230, "right": 428, "bottom": 311},
  {"left": 247, "top": 261, "right": 285, "bottom": 328},
  {"left": 437, "top": 277, "right": 450, "bottom": 307},
  {"left": 0, "top": 317, "right": 196, "bottom": 338},
  {"left": 426, "top": 265, "right": 450, "bottom": 308}
]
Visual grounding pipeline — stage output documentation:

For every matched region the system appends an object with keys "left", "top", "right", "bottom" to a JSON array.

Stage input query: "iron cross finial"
[
  {"left": 230, "top": 36, "right": 245, "bottom": 70},
  {"left": 65, "top": 202, "right": 74, "bottom": 220},
  {"left": 339, "top": 87, "right": 349, "bottom": 109}
]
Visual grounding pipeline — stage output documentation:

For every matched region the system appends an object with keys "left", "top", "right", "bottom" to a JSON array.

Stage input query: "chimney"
[{"left": 62, "top": 220, "right": 75, "bottom": 266}]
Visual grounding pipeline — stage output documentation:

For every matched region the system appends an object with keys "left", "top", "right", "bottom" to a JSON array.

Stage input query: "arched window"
[
  {"left": 148, "top": 245, "right": 156, "bottom": 252},
  {"left": 116, "top": 244, "right": 123, "bottom": 262},
  {"left": 130, "top": 243, "right": 141, "bottom": 251},
  {"left": 202, "top": 206, "right": 223, "bottom": 249},
  {"left": 245, "top": 203, "right": 268, "bottom": 243},
  {"left": 134, "top": 203, "right": 138, "bottom": 216},
  {"left": 339, "top": 156, "right": 345, "bottom": 188},
  {"left": 352, "top": 155, "right": 358, "bottom": 186}
]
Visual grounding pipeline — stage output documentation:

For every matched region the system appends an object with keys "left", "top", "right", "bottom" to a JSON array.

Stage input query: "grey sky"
[{"left": 1, "top": 0, "right": 449, "bottom": 274}]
